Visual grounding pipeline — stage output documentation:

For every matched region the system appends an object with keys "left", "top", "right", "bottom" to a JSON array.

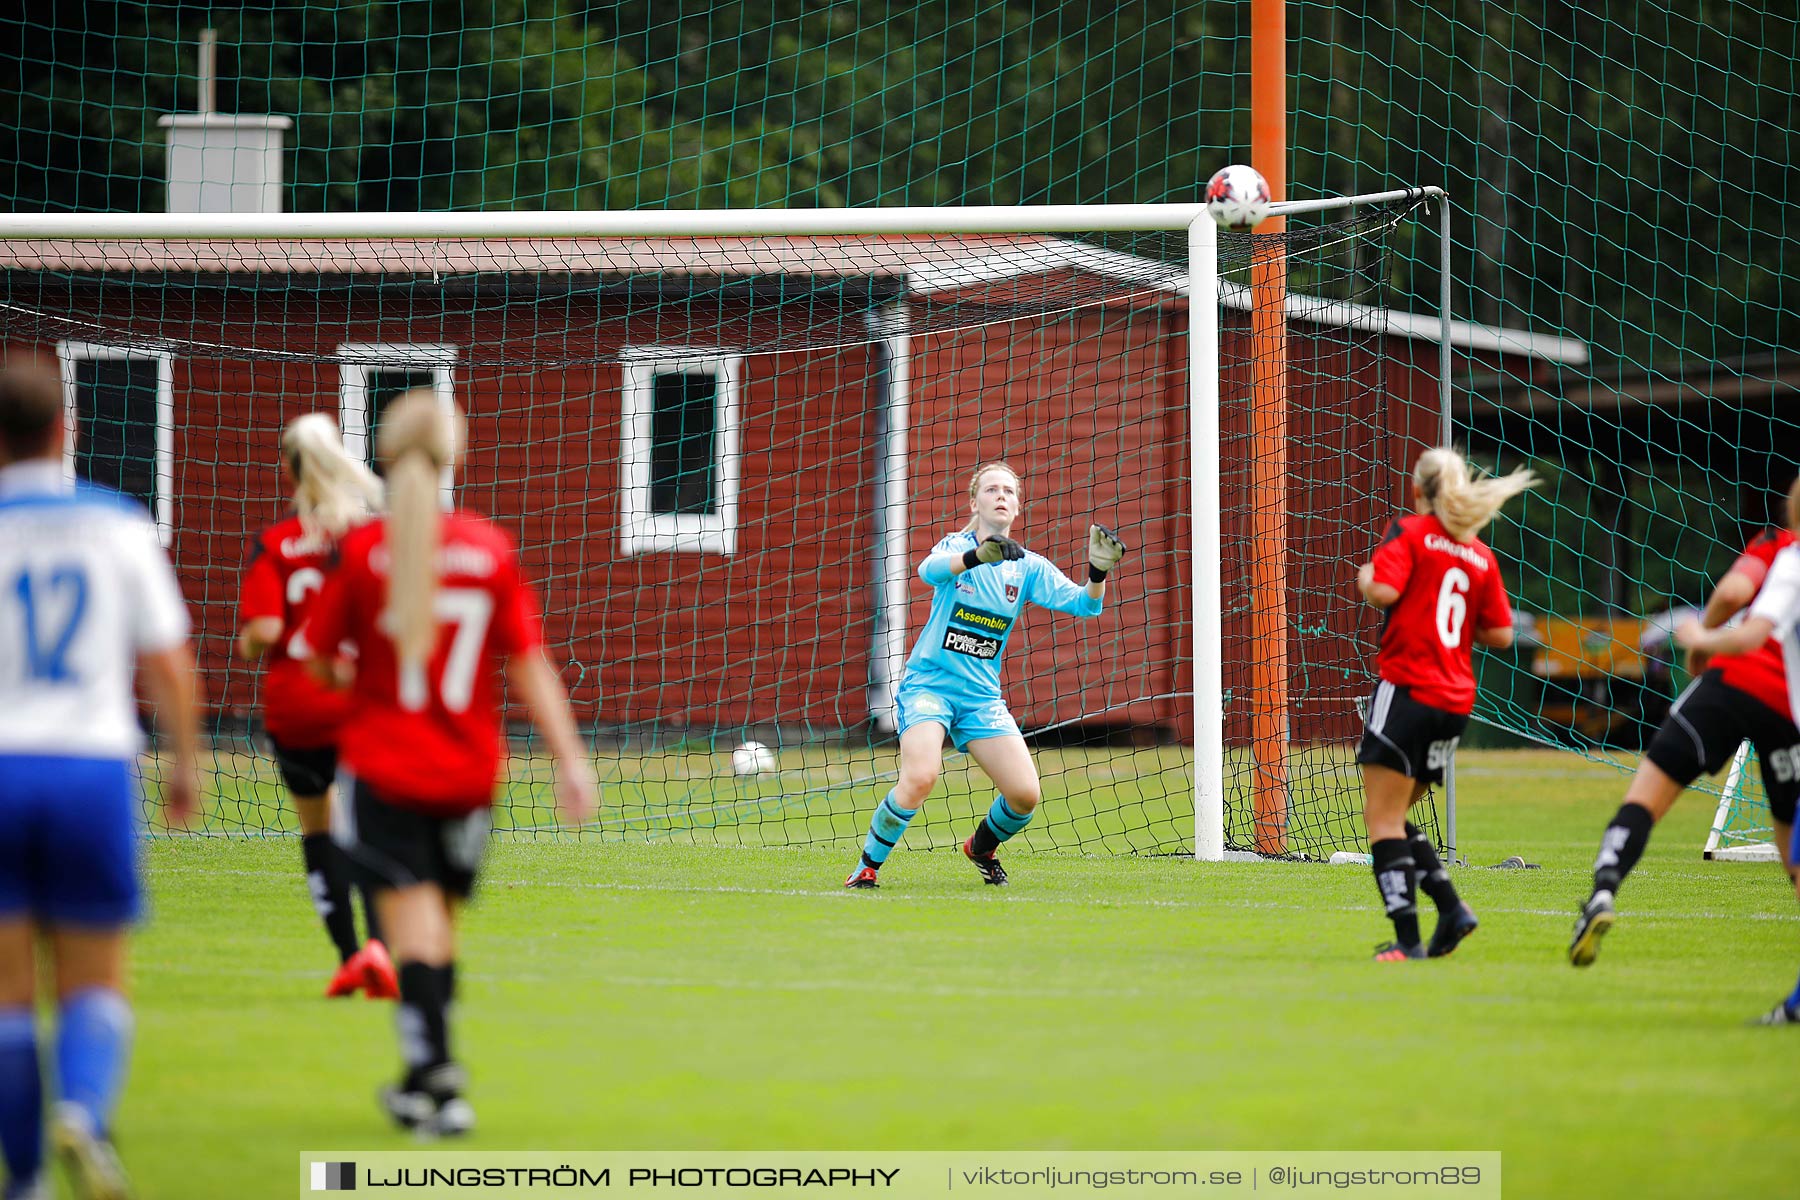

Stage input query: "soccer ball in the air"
[
  {"left": 731, "top": 741, "right": 778, "bottom": 777},
  {"left": 1205, "top": 165, "right": 1272, "bottom": 230}
]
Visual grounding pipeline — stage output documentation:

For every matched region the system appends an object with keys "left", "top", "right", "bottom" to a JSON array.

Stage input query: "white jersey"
[
  {"left": 1748, "top": 542, "right": 1800, "bottom": 722},
  {"left": 0, "top": 460, "right": 190, "bottom": 758}
]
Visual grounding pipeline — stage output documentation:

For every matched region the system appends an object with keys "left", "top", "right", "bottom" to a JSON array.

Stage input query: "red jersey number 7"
[{"left": 397, "top": 587, "right": 495, "bottom": 714}]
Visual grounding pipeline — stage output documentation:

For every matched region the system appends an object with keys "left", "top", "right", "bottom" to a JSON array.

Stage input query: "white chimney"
[{"left": 157, "top": 29, "right": 293, "bottom": 214}]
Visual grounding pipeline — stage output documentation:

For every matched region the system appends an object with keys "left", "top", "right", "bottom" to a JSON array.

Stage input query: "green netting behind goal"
[
  {"left": 0, "top": 201, "right": 1435, "bottom": 858},
  {"left": 7, "top": 3, "right": 1797, "bottom": 855}
]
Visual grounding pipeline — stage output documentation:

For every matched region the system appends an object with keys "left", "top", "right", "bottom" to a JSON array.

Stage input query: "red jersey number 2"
[{"left": 396, "top": 588, "right": 495, "bottom": 714}]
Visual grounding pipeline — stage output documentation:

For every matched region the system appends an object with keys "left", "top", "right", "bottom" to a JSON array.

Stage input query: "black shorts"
[
  {"left": 1645, "top": 670, "right": 1800, "bottom": 824},
  {"left": 265, "top": 736, "right": 337, "bottom": 798},
  {"left": 331, "top": 773, "right": 492, "bottom": 900},
  {"left": 1356, "top": 680, "right": 1469, "bottom": 785}
]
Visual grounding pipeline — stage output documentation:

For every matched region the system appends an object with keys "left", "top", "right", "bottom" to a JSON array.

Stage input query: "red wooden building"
[{"left": 0, "top": 236, "right": 1585, "bottom": 743}]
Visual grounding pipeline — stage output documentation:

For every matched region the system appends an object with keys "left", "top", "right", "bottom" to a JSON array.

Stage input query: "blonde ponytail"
[
  {"left": 377, "top": 391, "right": 464, "bottom": 665},
  {"left": 1413, "top": 447, "right": 1537, "bottom": 542},
  {"left": 282, "top": 413, "right": 383, "bottom": 541}
]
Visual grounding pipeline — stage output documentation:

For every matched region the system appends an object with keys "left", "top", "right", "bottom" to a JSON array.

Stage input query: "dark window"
[
  {"left": 649, "top": 372, "right": 718, "bottom": 516},
  {"left": 363, "top": 368, "right": 438, "bottom": 474},
  {"left": 73, "top": 358, "right": 159, "bottom": 510}
]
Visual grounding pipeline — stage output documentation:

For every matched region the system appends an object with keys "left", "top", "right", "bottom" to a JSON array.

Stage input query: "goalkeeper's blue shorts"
[
  {"left": 0, "top": 753, "right": 142, "bottom": 926},
  {"left": 895, "top": 671, "right": 1022, "bottom": 751}
]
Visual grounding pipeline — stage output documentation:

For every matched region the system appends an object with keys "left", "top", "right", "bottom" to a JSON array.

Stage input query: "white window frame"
[
  {"left": 337, "top": 343, "right": 459, "bottom": 506},
  {"left": 619, "top": 348, "right": 742, "bottom": 556},
  {"left": 55, "top": 341, "right": 175, "bottom": 545}
]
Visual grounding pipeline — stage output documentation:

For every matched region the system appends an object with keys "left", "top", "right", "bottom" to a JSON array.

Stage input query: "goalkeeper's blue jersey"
[{"left": 903, "top": 530, "right": 1103, "bottom": 700}]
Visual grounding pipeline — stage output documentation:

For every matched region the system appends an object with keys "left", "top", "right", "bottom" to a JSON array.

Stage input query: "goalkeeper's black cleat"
[
  {"left": 1372, "top": 941, "right": 1426, "bottom": 962},
  {"left": 1568, "top": 890, "right": 1616, "bottom": 968},
  {"left": 844, "top": 864, "right": 880, "bottom": 890},
  {"left": 962, "top": 836, "right": 1009, "bottom": 886},
  {"left": 1426, "top": 902, "right": 1480, "bottom": 958},
  {"left": 1751, "top": 1000, "right": 1800, "bottom": 1026}
]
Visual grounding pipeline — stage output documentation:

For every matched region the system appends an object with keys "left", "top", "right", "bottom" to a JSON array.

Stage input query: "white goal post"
[
  {"left": 1704, "top": 741, "right": 1782, "bottom": 863},
  {"left": 0, "top": 191, "right": 1446, "bottom": 862}
]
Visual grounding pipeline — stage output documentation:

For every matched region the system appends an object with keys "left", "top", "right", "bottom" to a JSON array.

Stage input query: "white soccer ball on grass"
[{"left": 731, "top": 741, "right": 778, "bottom": 777}]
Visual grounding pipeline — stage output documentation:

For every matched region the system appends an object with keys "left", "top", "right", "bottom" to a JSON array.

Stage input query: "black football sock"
[
  {"left": 433, "top": 963, "right": 459, "bottom": 1089},
  {"left": 969, "top": 819, "right": 1001, "bottom": 857},
  {"left": 301, "top": 834, "right": 360, "bottom": 963},
  {"left": 1371, "top": 838, "right": 1421, "bottom": 948},
  {"left": 397, "top": 962, "right": 450, "bottom": 1087},
  {"left": 1405, "top": 821, "right": 1460, "bottom": 912},
  {"left": 439, "top": 962, "right": 457, "bottom": 1005},
  {"left": 1592, "top": 802, "right": 1656, "bottom": 896},
  {"left": 360, "top": 883, "right": 385, "bottom": 946}
]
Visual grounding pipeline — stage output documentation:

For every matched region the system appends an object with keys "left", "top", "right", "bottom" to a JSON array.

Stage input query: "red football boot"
[
  {"left": 325, "top": 949, "right": 367, "bottom": 998},
  {"left": 360, "top": 939, "right": 400, "bottom": 1001}
]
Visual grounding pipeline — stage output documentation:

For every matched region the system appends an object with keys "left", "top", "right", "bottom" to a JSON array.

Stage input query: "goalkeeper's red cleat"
[
  {"left": 360, "top": 939, "right": 400, "bottom": 1000},
  {"left": 844, "top": 864, "right": 880, "bottom": 890},
  {"left": 325, "top": 953, "right": 366, "bottom": 998}
]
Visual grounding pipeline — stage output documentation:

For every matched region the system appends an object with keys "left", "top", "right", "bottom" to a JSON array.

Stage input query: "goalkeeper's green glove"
[
  {"left": 962, "top": 535, "right": 1025, "bottom": 569},
  {"left": 1088, "top": 524, "right": 1127, "bottom": 582}
]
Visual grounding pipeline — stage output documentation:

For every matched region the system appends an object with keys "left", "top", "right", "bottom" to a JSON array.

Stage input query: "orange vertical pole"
[{"left": 1250, "top": 0, "right": 1290, "bottom": 855}]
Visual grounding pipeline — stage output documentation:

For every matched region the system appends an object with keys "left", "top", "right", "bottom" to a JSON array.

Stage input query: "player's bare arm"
[
  {"left": 1675, "top": 612, "right": 1773, "bottom": 659},
  {"left": 236, "top": 615, "right": 284, "bottom": 660},
  {"left": 506, "top": 651, "right": 598, "bottom": 824},
  {"left": 1687, "top": 567, "right": 1760, "bottom": 675},
  {"left": 1356, "top": 562, "right": 1399, "bottom": 608},
  {"left": 138, "top": 644, "right": 203, "bottom": 824}
]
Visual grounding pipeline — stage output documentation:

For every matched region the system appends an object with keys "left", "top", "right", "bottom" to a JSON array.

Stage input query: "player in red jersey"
[
  {"left": 236, "top": 414, "right": 396, "bottom": 999},
  {"left": 1676, "top": 483, "right": 1800, "bottom": 1022},
  {"left": 1355, "top": 448, "right": 1536, "bottom": 961},
  {"left": 1572, "top": 478, "right": 1800, "bottom": 970},
  {"left": 297, "top": 392, "right": 597, "bottom": 1136}
]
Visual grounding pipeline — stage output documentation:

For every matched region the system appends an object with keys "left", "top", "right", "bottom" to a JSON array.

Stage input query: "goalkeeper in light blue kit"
[{"left": 845, "top": 462, "right": 1126, "bottom": 889}]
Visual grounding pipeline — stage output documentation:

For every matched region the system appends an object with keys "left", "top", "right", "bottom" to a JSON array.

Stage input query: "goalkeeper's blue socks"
[
  {"left": 860, "top": 791, "right": 918, "bottom": 870},
  {"left": 54, "top": 988, "right": 132, "bottom": 1135},
  {"left": 0, "top": 1007, "right": 42, "bottom": 1186},
  {"left": 968, "top": 795, "right": 1033, "bottom": 857}
]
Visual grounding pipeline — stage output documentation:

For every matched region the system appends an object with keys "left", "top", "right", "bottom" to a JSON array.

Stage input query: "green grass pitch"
[{"left": 105, "top": 749, "right": 1795, "bottom": 1199}]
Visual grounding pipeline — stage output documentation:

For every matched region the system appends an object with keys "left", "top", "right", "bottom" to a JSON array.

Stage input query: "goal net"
[
  {"left": 0, "top": 199, "right": 1442, "bottom": 861},
  {"left": 1461, "top": 347, "right": 1793, "bottom": 866}
]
